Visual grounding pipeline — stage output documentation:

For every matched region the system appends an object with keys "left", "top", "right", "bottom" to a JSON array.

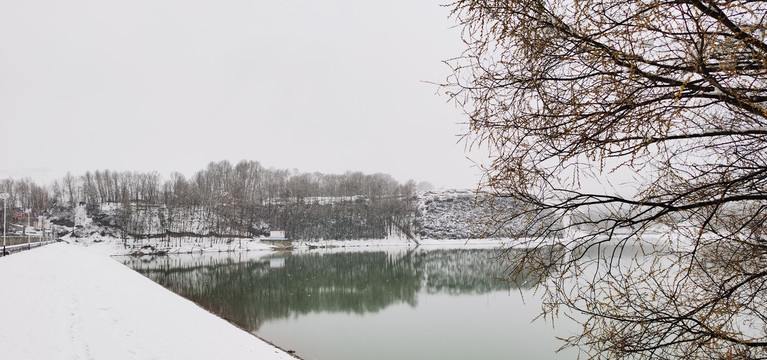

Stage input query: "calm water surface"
[{"left": 123, "top": 247, "right": 576, "bottom": 360}]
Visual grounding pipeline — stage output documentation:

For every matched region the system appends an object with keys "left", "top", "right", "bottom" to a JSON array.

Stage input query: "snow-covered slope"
[{"left": 0, "top": 243, "right": 297, "bottom": 360}]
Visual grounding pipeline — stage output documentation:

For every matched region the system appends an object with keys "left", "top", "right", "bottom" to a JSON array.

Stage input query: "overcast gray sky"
[{"left": 0, "top": 0, "right": 483, "bottom": 189}]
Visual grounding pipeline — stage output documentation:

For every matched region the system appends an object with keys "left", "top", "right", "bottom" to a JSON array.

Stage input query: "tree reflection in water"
[{"left": 123, "top": 247, "right": 557, "bottom": 332}]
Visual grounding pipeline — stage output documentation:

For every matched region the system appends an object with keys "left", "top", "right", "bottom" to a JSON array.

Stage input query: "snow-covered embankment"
[{"left": 0, "top": 243, "right": 298, "bottom": 360}]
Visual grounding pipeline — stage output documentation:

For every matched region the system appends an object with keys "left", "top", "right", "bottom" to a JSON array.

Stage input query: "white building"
[{"left": 269, "top": 230, "right": 286, "bottom": 240}]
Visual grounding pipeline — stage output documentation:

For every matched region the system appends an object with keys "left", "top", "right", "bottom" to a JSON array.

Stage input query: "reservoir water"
[{"left": 123, "top": 246, "right": 577, "bottom": 360}]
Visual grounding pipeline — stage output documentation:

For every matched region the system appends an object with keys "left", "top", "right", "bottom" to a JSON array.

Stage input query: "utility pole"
[
  {"left": 1, "top": 193, "right": 9, "bottom": 256},
  {"left": 26, "top": 208, "right": 31, "bottom": 250},
  {"left": 41, "top": 216, "right": 45, "bottom": 246}
]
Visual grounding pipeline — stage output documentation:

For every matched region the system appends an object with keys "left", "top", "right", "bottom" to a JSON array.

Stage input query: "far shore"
[{"left": 62, "top": 235, "right": 513, "bottom": 256}]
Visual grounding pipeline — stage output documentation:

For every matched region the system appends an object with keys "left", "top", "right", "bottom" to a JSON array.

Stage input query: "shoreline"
[
  {"left": 1, "top": 237, "right": 512, "bottom": 360},
  {"left": 64, "top": 235, "right": 513, "bottom": 257},
  {"left": 0, "top": 243, "right": 300, "bottom": 360}
]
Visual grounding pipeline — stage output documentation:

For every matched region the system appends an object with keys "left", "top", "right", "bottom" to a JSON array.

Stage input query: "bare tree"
[
  {"left": 445, "top": 0, "right": 767, "bottom": 358},
  {"left": 81, "top": 171, "right": 97, "bottom": 205},
  {"left": 62, "top": 172, "right": 79, "bottom": 207}
]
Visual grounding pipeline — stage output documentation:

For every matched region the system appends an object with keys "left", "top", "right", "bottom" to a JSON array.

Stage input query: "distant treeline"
[{"left": 0, "top": 160, "right": 417, "bottom": 240}]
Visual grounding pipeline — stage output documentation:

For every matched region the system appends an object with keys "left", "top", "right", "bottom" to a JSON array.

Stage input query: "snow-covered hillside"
[{"left": 48, "top": 190, "right": 529, "bottom": 243}]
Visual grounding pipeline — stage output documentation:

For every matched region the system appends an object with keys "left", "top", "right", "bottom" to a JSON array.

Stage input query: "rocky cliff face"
[{"left": 414, "top": 190, "right": 524, "bottom": 239}]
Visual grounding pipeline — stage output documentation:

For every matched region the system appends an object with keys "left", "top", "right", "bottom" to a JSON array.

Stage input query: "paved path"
[{"left": 0, "top": 243, "right": 299, "bottom": 360}]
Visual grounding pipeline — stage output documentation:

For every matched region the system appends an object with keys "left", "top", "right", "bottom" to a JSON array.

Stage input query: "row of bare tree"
[
  {"left": 0, "top": 160, "right": 417, "bottom": 239},
  {"left": 0, "top": 160, "right": 415, "bottom": 212}
]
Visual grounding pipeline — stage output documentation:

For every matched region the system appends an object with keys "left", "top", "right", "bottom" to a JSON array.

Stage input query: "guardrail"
[
  {"left": 4, "top": 240, "right": 56, "bottom": 253},
  {"left": 3, "top": 236, "right": 47, "bottom": 246},
  {"left": 1, "top": 237, "right": 57, "bottom": 256}
]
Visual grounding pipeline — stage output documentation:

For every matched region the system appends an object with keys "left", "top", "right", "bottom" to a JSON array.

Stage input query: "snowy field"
[{"left": 0, "top": 243, "right": 298, "bottom": 360}]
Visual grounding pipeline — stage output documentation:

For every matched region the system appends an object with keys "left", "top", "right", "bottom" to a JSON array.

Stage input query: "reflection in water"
[{"left": 123, "top": 248, "right": 551, "bottom": 332}]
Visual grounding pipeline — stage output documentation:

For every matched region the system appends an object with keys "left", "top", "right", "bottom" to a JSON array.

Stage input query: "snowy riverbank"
[
  {"left": 61, "top": 233, "right": 511, "bottom": 256},
  {"left": 0, "top": 243, "right": 298, "bottom": 360}
]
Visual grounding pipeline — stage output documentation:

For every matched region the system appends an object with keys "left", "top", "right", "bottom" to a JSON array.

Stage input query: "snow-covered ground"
[
  {"left": 0, "top": 243, "right": 298, "bottom": 360},
  {"left": 67, "top": 235, "right": 510, "bottom": 256}
]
